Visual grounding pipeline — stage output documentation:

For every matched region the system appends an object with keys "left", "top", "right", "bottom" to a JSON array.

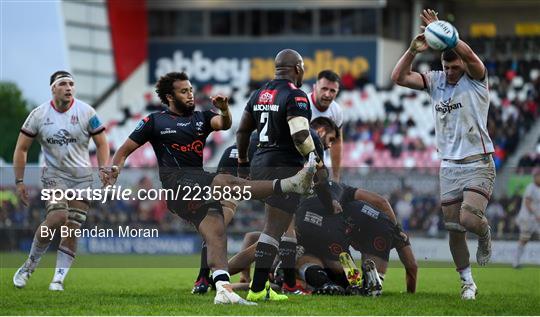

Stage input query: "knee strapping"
[
  {"left": 461, "top": 202, "right": 485, "bottom": 219},
  {"left": 445, "top": 222, "right": 467, "bottom": 232},
  {"left": 68, "top": 208, "right": 87, "bottom": 226},
  {"left": 46, "top": 202, "right": 68, "bottom": 213}
]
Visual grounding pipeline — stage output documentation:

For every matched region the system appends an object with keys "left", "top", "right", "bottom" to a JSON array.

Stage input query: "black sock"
[
  {"left": 273, "top": 179, "right": 283, "bottom": 195},
  {"left": 197, "top": 241, "right": 210, "bottom": 280},
  {"left": 326, "top": 268, "right": 349, "bottom": 288},
  {"left": 279, "top": 239, "right": 297, "bottom": 288},
  {"left": 251, "top": 241, "right": 279, "bottom": 292},
  {"left": 305, "top": 265, "right": 330, "bottom": 288}
]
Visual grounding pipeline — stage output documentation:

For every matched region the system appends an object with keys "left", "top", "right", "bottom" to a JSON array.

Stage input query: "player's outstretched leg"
[{"left": 279, "top": 152, "right": 317, "bottom": 195}]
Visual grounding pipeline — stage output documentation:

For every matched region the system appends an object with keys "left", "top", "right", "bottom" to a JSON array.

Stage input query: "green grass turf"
[{"left": 1, "top": 253, "right": 539, "bottom": 315}]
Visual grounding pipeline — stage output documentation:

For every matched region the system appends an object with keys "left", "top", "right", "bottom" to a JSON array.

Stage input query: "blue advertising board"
[{"left": 148, "top": 40, "right": 377, "bottom": 88}]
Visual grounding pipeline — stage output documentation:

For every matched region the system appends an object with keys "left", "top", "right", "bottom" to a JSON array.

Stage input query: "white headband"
[{"left": 50, "top": 76, "right": 74, "bottom": 88}]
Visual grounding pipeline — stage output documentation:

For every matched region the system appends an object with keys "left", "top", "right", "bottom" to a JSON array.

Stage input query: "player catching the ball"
[{"left": 391, "top": 9, "right": 495, "bottom": 300}]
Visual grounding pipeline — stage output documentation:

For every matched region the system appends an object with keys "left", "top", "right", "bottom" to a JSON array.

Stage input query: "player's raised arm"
[
  {"left": 210, "top": 95, "right": 232, "bottom": 130},
  {"left": 391, "top": 34, "right": 429, "bottom": 90},
  {"left": 453, "top": 40, "right": 486, "bottom": 80}
]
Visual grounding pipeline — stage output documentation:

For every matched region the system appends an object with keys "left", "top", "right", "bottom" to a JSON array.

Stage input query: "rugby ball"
[{"left": 424, "top": 20, "right": 459, "bottom": 50}]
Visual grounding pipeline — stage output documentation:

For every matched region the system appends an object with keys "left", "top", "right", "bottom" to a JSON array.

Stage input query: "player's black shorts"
[
  {"left": 295, "top": 209, "right": 349, "bottom": 261},
  {"left": 161, "top": 169, "right": 222, "bottom": 228},
  {"left": 250, "top": 150, "right": 303, "bottom": 213},
  {"left": 349, "top": 213, "right": 395, "bottom": 262}
]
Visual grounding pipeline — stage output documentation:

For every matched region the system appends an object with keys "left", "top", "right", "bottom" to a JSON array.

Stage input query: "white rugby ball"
[{"left": 424, "top": 20, "right": 459, "bottom": 50}]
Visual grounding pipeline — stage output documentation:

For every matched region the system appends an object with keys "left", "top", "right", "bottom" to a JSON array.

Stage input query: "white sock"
[
  {"left": 515, "top": 244, "right": 525, "bottom": 266},
  {"left": 457, "top": 266, "right": 474, "bottom": 284},
  {"left": 26, "top": 237, "right": 50, "bottom": 270},
  {"left": 52, "top": 247, "right": 75, "bottom": 283}
]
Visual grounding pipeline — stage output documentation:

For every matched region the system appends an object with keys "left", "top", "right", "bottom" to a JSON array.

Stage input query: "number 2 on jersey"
[{"left": 259, "top": 112, "right": 269, "bottom": 142}]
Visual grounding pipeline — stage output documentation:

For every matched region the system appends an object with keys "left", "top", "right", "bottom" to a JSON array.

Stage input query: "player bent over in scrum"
[
  {"left": 295, "top": 184, "right": 418, "bottom": 296},
  {"left": 103, "top": 72, "right": 317, "bottom": 305},
  {"left": 228, "top": 183, "right": 418, "bottom": 296}
]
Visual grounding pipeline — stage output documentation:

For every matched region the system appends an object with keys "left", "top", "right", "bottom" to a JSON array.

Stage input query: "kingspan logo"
[
  {"left": 47, "top": 129, "right": 77, "bottom": 146},
  {"left": 435, "top": 99, "right": 463, "bottom": 114},
  {"left": 154, "top": 50, "right": 251, "bottom": 88}
]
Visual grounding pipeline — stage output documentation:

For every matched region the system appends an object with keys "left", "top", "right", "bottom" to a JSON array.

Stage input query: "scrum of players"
[{"left": 13, "top": 9, "right": 496, "bottom": 304}]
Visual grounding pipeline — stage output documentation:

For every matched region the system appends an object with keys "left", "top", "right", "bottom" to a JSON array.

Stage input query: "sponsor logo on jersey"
[
  {"left": 253, "top": 104, "right": 279, "bottom": 112},
  {"left": 160, "top": 128, "right": 177, "bottom": 135},
  {"left": 304, "top": 211, "right": 323, "bottom": 227},
  {"left": 360, "top": 204, "right": 380, "bottom": 219},
  {"left": 435, "top": 99, "right": 463, "bottom": 114},
  {"left": 294, "top": 96, "right": 309, "bottom": 110},
  {"left": 135, "top": 117, "right": 150, "bottom": 131},
  {"left": 47, "top": 129, "right": 77, "bottom": 146},
  {"left": 229, "top": 148, "right": 239, "bottom": 159},
  {"left": 195, "top": 121, "right": 204, "bottom": 135},
  {"left": 177, "top": 122, "right": 190, "bottom": 127},
  {"left": 44, "top": 117, "right": 54, "bottom": 126},
  {"left": 329, "top": 243, "right": 344, "bottom": 255},
  {"left": 171, "top": 140, "right": 204, "bottom": 156},
  {"left": 258, "top": 90, "right": 277, "bottom": 104},
  {"left": 89, "top": 115, "right": 102, "bottom": 130}
]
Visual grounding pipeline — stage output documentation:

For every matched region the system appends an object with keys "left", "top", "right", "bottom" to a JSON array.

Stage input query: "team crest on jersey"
[
  {"left": 258, "top": 90, "right": 277, "bottom": 104},
  {"left": 70, "top": 115, "right": 79, "bottom": 125}
]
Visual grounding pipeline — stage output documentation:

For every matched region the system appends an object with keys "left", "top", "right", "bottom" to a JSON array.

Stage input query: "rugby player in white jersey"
[
  {"left": 308, "top": 70, "right": 344, "bottom": 181},
  {"left": 13, "top": 71, "right": 109, "bottom": 291},
  {"left": 513, "top": 169, "right": 540, "bottom": 268},
  {"left": 391, "top": 9, "right": 495, "bottom": 300}
]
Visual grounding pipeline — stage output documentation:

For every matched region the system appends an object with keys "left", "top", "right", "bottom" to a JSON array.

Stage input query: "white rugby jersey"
[
  {"left": 517, "top": 182, "right": 540, "bottom": 222},
  {"left": 308, "top": 92, "right": 343, "bottom": 128},
  {"left": 21, "top": 99, "right": 105, "bottom": 179},
  {"left": 423, "top": 71, "right": 494, "bottom": 160}
]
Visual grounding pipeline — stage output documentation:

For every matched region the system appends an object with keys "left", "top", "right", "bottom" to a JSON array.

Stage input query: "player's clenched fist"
[{"left": 211, "top": 95, "right": 229, "bottom": 111}]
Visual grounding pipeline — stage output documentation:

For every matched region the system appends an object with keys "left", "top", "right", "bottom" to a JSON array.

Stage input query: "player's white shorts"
[
  {"left": 517, "top": 219, "right": 539, "bottom": 241},
  {"left": 440, "top": 155, "right": 496, "bottom": 205},
  {"left": 41, "top": 175, "right": 93, "bottom": 206}
]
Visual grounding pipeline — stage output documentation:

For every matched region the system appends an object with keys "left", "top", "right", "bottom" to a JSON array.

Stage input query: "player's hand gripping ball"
[{"left": 424, "top": 20, "right": 459, "bottom": 50}]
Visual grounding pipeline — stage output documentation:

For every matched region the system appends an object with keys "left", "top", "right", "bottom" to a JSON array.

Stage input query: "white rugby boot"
[
  {"left": 476, "top": 226, "right": 492, "bottom": 266},
  {"left": 214, "top": 281, "right": 257, "bottom": 305},
  {"left": 461, "top": 282, "right": 477, "bottom": 300},
  {"left": 280, "top": 152, "right": 317, "bottom": 195},
  {"left": 13, "top": 264, "right": 34, "bottom": 288},
  {"left": 362, "top": 259, "right": 383, "bottom": 297},
  {"left": 49, "top": 281, "right": 64, "bottom": 291}
]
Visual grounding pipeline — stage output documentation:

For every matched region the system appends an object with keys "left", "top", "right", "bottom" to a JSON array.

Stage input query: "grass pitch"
[{"left": 1, "top": 253, "right": 539, "bottom": 315}]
